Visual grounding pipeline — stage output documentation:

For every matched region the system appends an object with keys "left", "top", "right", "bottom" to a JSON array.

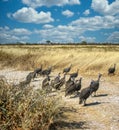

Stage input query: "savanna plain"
[{"left": 0, "top": 44, "right": 119, "bottom": 130}]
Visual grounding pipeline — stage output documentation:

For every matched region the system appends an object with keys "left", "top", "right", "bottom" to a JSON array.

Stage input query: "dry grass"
[
  {"left": 0, "top": 77, "right": 62, "bottom": 130},
  {"left": 0, "top": 45, "right": 119, "bottom": 77}
]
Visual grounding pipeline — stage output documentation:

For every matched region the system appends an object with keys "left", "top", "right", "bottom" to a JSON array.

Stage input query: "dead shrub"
[{"left": 0, "top": 77, "right": 62, "bottom": 130}]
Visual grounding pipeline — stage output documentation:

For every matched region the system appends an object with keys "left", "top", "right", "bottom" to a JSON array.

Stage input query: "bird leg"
[
  {"left": 77, "top": 91, "right": 79, "bottom": 95},
  {"left": 84, "top": 100, "right": 86, "bottom": 106}
]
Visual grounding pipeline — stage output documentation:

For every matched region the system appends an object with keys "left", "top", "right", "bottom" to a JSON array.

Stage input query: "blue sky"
[{"left": 0, "top": 0, "right": 119, "bottom": 43}]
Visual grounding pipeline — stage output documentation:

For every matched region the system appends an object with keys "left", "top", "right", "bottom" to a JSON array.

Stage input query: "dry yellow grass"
[
  {"left": 0, "top": 45, "right": 119, "bottom": 77},
  {"left": 0, "top": 77, "right": 62, "bottom": 130}
]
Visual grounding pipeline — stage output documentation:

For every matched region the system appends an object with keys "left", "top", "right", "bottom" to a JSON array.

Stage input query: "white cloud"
[
  {"left": 79, "top": 36, "right": 96, "bottom": 42},
  {"left": 70, "top": 15, "right": 119, "bottom": 31},
  {"left": 35, "top": 25, "right": 96, "bottom": 43},
  {"left": 12, "top": 28, "right": 31, "bottom": 35},
  {"left": 33, "top": 14, "right": 119, "bottom": 43},
  {"left": 91, "top": 0, "right": 119, "bottom": 15},
  {"left": 62, "top": 10, "right": 74, "bottom": 17},
  {"left": 33, "top": 12, "right": 119, "bottom": 43},
  {"left": 12, "top": 7, "right": 54, "bottom": 24},
  {"left": 83, "top": 9, "right": 90, "bottom": 16},
  {"left": 35, "top": 24, "right": 84, "bottom": 43},
  {"left": 22, "top": 0, "right": 80, "bottom": 8},
  {"left": 106, "top": 31, "right": 119, "bottom": 43},
  {"left": 42, "top": 24, "right": 54, "bottom": 29},
  {"left": 7, "top": 13, "right": 12, "bottom": 18},
  {"left": 0, "top": 26, "right": 31, "bottom": 43}
]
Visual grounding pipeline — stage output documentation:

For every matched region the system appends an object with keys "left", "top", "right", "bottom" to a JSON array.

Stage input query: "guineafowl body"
[
  {"left": 108, "top": 64, "right": 116, "bottom": 75},
  {"left": 26, "top": 71, "right": 36, "bottom": 81},
  {"left": 79, "top": 86, "right": 92, "bottom": 106},
  {"left": 41, "top": 66, "right": 52, "bottom": 76},
  {"left": 75, "top": 77, "right": 82, "bottom": 92},
  {"left": 70, "top": 69, "right": 79, "bottom": 79},
  {"left": 42, "top": 75, "right": 51, "bottom": 91},
  {"left": 65, "top": 76, "right": 74, "bottom": 89},
  {"left": 34, "top": 64, "right": 42, "bottom": 76},
  {"left": 63, "top": 64, "right": 72, "bottom": 74},
  {"left": 90, "top": 73, "right": 102, "bottom": 96},
  {"left": 65, "top": 77, "right": 82, "bottom": 97}
]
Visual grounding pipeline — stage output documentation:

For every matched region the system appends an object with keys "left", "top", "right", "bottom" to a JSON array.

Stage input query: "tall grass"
[
  {"left": 0, "top": 77, "right": 62, "bottom": 130},
  {"left": 0, "top": 45, "right": 119, "bottom": 76}
]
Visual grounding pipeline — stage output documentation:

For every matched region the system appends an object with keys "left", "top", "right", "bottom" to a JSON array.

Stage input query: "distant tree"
[
  {"left": 46, "top": 40, "right": 51, "bottom": 44},
  {"left": 81, "top": 41, "right": 87, "bottom": 45}
]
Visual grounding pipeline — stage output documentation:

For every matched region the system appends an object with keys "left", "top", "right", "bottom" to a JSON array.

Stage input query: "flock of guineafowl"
[{"left": 20, "top": 63, "right": 116, "bottom": 106}]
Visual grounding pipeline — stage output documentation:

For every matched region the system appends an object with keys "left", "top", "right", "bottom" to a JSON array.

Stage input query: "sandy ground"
[{"left": 0, "top": 69, "right": 119, "bottom": 130}]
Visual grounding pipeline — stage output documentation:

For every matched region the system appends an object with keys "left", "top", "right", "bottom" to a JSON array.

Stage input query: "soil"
[{"left": 0, "top": 69, "right": 119, "bottom": 130}]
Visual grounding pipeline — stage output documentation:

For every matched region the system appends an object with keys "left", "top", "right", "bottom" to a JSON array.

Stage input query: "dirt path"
[{"left": 0, "top": 69, "right": 119, "bottom": 130}]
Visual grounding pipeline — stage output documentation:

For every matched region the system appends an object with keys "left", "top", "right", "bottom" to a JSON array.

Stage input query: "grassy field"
[
  {"left": 0, "top": 44, "right": 119, "bottom": 130},
  {"left": 0, "top": 44, "right": 119, "bottom": 77}
]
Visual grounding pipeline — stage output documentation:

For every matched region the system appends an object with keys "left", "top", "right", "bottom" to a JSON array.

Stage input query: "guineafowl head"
[
  {"left": 58, "top": 72, "right": 61, "bottom": 76},
  {"left": 80, "top": 77, "right": 82, "bottom": 81},
  {"left": 99, "top": 73, "right": 102, "bottom": 78},
  {"left": 77, "top": 68, "right": 79, "bottom": 73},
  {"left": 98, "top": 73, "right": 102, "bottom": 82},
  {"left": 70, "top": 64, "right": 72, "bottom": 67}
]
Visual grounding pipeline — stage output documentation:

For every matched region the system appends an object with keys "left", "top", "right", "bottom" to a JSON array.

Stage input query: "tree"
[
  {"left": 81, "top": 41, "right": 87, "bottom": 45},
  {"left": 46, "top": 40, "right": 51, "bottom": 44}
]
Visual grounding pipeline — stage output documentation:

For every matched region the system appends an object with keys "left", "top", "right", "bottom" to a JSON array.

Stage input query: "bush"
[{"left": 0, "top": 77, "right": 62, "bottom": 130}]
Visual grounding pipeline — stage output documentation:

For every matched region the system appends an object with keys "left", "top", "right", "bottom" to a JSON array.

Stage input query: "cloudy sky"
[{"left": 0, "top": 0, "right": 119, "bottom": 43}]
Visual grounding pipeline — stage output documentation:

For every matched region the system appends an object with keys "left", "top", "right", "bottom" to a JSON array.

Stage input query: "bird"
[
  {"left": 90, "top": 73, "right": 102, "bottom": 96},
  {"left": 65, "top": 77, "right": 82, "bottom": 97},
  {"left": 34, "top": 64, "right": 42, "bottom": 77},
  {"left": 79, "top": 86, "right": 93, "bottom": 106},
  {"left": 75, "top": 77, "right": 82, "bottom": 94},
  {"left": 42, "top": 75, "right": 51, "bottom": 92},
  {"left": 58, "top": 74, "right": 66, "bottom": 88},
  {"left": 26, "top": 71, "right": 36, "bottom": 81},
  {"left": 54, "top": 72, "right": 61, "bottom": 82},
  {"left": 65, "top": 75, "right": 75, "bottom": 89},
  {"left": 70, "top": 69, "right": 79, "bottom": 79},
  {"left": 55, "top": 74, "right": 66, "bottom": 90},
  {"left": 50, "top": 73, "right": 61, "bottom": 88},
  {"left": 108, "top": 64, "right": 116, "bottom": 75},
  {"left": 63, "top": 64, "right": 72, "bottom": 74},
  {"left": 50, "top": 73, "right": 66, "bottom": 90},
  {"left": 65, "top": 83, "right": 76, "bottom": 97},
  {"left": 41, "top": 66, "right": 52, "bottom": 76}
]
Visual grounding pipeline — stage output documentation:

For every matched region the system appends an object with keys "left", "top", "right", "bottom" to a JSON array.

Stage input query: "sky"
[{"left": 0, "top": 0, "right": 119, "bottom": 44}]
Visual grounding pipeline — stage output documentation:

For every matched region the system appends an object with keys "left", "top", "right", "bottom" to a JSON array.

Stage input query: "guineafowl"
[
  {"left": 26, "top": 71, "right": 36, "bottom": 81},
  {"left": 50, "top": 73, "right": 61, "bottom": 89},
  {"left": 54, "top": 72, "right": 61, "bottom": 82},
  {"left": 63, "top": 64, "right": 72, "bottom": 74},
  {"left": 75, "top": 77, "right": 82, "bottom": 94},
  {"left": 41, "top": 66, "right": 52, "bottom": 76},
  {"left": 70, "top": 69, "right": 79, "bottom": 79},
  {"left": 90, "top": 73, "right": 102, "bottom": 96},
  {"left": 65, "top": 75, "right": 74, "bottom": 89},
  {"left": 79, "top": 86, "right": 93, "bottom": 106},
  {"left": 34, "top": 64, "right": 42, "bottom": 77},
  {"left": 65, "top": 77, "right": 82, "bottom": 97},
  {"left": 108, "top": 64, "right": 116, "bottom": 75},
  {"left": 51, "top": 73, "right": 65, "bottom": 90},
  {"left": 42, "top": 75, "right": 51, "bottom": 92},
  {"left": 58, "top": 74, "right": 66, "bottom": 88}
]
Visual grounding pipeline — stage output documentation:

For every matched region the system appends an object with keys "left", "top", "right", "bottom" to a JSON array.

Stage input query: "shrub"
[{"left": 0, "top": 77, "right": 62, "bottom": 130}]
